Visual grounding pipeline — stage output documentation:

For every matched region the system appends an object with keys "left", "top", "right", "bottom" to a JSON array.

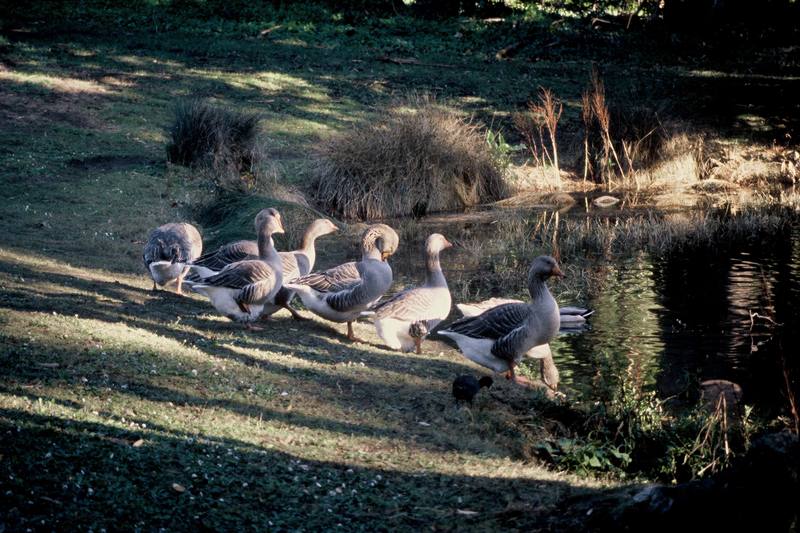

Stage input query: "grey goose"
[
  {"left": 143, "top": 222, "right": 202, "bottom": 295},
  {"left": 371, "top": 233, "right": 453, "bottom": 354},
  {"left": 192, "top": 209, "right": 284, "bottom": 328},
  {"left": 439, "top": 255, "right": 563, "bottom": 386},
  {"left": 285, "top": 223, "right": 398, "bottom": 342}
]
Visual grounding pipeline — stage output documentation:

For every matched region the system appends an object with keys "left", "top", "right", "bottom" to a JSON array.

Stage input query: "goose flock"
[{"left": 143, "top": 208, "right": 590, "bottom": 393}]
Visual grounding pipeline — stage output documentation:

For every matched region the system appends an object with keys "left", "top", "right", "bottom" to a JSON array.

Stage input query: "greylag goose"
[
  {"left": 188, "top": 217, "right": 338, "bottom": 279},
  {"left": 185, "top": 218, "right": 338, "bottom": 319},
  {"left": 284, "top": 224, "right": 398, "bottom": 342},
  {"left": 456, "top": 298, "right": 562, "bottom": 391},
  {"left": 439, "top": 255, "right": 563, "bottom": 386},
  {"left": 452, "top": 375, "right": 493, "bottom": 405},
  {"left": 191, "top": 209, "right": 284, "bottom": 329},
  {"left": 370, "top": 233, "right": 452, "bottom": 354},
  {"left": 260, "top": 218, "right": 339, "bottom": 320},
  {"left": 142, "top": 222, "right": 202, "bottom": 295}
]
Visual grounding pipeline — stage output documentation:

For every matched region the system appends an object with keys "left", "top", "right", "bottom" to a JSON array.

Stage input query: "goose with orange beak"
[
  {"left": 439, "top": 255, "right": 563, "bottom": 385},
  {"left": 285, "top": 224, "right": 398, "bottom": 342}
]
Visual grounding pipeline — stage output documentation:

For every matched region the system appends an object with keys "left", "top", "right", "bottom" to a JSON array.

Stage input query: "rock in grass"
[{"left": 593, "top": 195, "right": 620, "bottom": 208}]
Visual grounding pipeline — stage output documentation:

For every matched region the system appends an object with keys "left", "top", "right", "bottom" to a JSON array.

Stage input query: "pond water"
[{"left": 386, "top": 208, "right": 800, "bottom": 417}]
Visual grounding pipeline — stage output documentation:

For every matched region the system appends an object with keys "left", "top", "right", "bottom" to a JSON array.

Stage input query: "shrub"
[
  {"left": 311, "top": 97, "right": 508, "bottom": 220},
  {"left": 166, "top": 99, "right": 263, "bottom": 190}
]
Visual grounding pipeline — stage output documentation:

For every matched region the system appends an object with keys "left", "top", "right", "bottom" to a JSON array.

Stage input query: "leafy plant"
[{"left": 485, "top": 128, "right": 513, "bottom": 172}]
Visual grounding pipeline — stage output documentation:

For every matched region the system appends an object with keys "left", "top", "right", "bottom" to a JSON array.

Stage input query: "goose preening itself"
[
  {"left": 452, "top": 375, "right": 493, "bottom": 405},
  {"left": 370, "top": 233, "right": 452, "bottom": 354},
  {"left": 284, "top": 224, "right": 398, "bottom": 342},
  {"left": 191, "top": 209, "right": 284, "bottom": 329},
  {"left": 143, "top": 222, "right": 202, "bottom": 295},
  {"left": 439, "top": 255, "right": 563, "bottom": 386}
]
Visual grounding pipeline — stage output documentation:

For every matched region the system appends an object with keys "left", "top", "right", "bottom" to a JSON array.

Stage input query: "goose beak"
[
  {"left": 381, "top": 251, "right": 392, "bottom": 262},
  {"left": 276, "top": 219, "right": 286, "bottom": 234},
  {"left": 443, "top": 239, "right": 454, "bottom": 249},
  {"left": 551, "top": 265, "right": 565, "bottom": 279}
]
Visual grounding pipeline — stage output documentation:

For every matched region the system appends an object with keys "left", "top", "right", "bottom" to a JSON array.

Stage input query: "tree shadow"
[{"left": 0, "top": 408, "right": 601, "bottom": 530}]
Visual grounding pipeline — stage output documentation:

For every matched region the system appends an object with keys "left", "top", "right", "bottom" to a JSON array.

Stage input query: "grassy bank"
[{"left": 1, "top": 2, "right": 799, "bottom": 530}]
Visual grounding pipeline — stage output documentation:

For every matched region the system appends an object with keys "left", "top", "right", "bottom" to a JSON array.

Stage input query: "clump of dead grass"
[
  {"left": 311, "top": 96, "right": 508, "bottom": 220},
  {"left": 166, "top": 99, "right": 272, "bottom": 194},
  {"left": 704, "top": 144, "right": 799, "bottom": 192},
  {"left": 579, "top": 68, "right": 704, "bottom": 192}
]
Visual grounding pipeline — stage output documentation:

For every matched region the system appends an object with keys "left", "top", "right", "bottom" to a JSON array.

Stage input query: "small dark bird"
[{"left": 452, "top": 375, "right": 493, "bottom": 404}]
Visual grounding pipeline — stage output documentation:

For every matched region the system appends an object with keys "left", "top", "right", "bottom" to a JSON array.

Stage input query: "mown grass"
[{"left": 1, "top": 3, "right": 799, "bottom": 529}]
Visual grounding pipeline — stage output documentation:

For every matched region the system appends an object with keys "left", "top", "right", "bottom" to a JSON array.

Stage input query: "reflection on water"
[{"left": 387, "top": 211, "right": 799, "bottom": 416}]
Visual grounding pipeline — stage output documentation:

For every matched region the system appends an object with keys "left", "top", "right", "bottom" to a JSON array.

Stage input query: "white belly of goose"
[
  {"left": 437, "top": 332, "right": 510, "bottom": 372},
  {"left": 149, "top": 261, "right": 186, "bottom": 286},
  {"left": 375, "top": 317, "right": 444, "bottom": 352},
  {"left": 438, "top": 331, "right": 552, "bottom": 373},
  {"left": 375, "top": 318, "right": 415, "bottom": 351},
  {"left": 192, "top": 285, "right": 264, "bottom": 323}
]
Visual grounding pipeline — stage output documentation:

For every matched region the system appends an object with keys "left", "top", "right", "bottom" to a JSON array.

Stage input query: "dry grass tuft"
[
  {"left": 515, "top": 87, "right": 564, "bottom": 186},
  {"left": 310, "top": 96, "right": 508, "bottom": 220},
  {"left": 166, "top": 99, "right": 271, "bottom": 193},
  {"left": 703, "top": 144, "right": 799, "bottom": 192}
]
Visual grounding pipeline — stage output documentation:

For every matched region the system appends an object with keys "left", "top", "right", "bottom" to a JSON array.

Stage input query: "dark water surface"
[{"left": 387, "top": 211, "right": 800, "bottom": 416}]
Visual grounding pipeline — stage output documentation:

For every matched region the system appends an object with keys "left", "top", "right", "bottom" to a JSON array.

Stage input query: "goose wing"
[
  {"left": 143, "top": 223, "right": 202, "bottom": 265},
  {"left": 169, "top": 222, "right": 202, "bottom": 262},
  {"left": 292, "top": 261, "right": 360, "bottom": 293},
  {"left": 372, "top": 288, "right": 435, "bottom": 321},
  {"left": 201, "top": 260, "right": 279, "bottom": 304},
  {"left": 143, "top": 237, "right": 170, "bottom": 266},
  {"left": 446, "top": 302, "right": 529, "bottom": 339},
  {"left": 192, "top": 240, "right": 258, "bottom": 271},
  {"left": 489, "top": 323, "right": 530, "bottom": 361},
  {"left": 280, "top": 251, "right": 311, "bottom": 282}
]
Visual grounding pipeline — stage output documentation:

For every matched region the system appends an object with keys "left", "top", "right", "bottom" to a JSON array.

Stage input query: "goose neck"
[
  {"left": 424, "top": 249, "right": 447, "bottom": 287},
  {"left": 257, "top": 231, "right": 279, "bottom": 263},
  {"left": 300, "top": 231, "right": 318, "bottom": 266},
  {"left": 527, "top": 276, "right": 550, "bottom": 302}
]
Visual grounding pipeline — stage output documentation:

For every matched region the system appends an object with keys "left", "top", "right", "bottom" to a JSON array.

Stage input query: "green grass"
[
  {"left": 0, "top": 248, "right": 613, "bottom": 530},
  {"left": 1, "top": 3, "right": 798, "bottom": 529}
]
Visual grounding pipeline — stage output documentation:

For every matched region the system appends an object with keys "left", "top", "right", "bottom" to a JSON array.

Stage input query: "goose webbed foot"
[
  {"left": 245, "top": 322, "right": 263, "bottom": 331},
  {"left": 505, "top": 364, "right": 534, "bottom": 387},
  {"left": 414, "top": 337, "right": 423, "bottom": 355},
  {"left": 346, "top": 322, "right": 365, "bottom": 343}
]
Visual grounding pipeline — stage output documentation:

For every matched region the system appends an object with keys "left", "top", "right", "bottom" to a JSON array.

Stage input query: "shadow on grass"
[
  {"left": 0, "top": 255, "right": 469, "bottom": 378},
  {"left": 0, "top": 255, "right": 523, "bottom": 458},
  {"left": 0, "top": 407, "right": 586, "bottom": 531}
]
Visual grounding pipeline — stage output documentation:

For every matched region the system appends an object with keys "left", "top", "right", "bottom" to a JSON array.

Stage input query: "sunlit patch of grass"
[{"left": 0, "top": 70, "right": 111, "bottom": 95}]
